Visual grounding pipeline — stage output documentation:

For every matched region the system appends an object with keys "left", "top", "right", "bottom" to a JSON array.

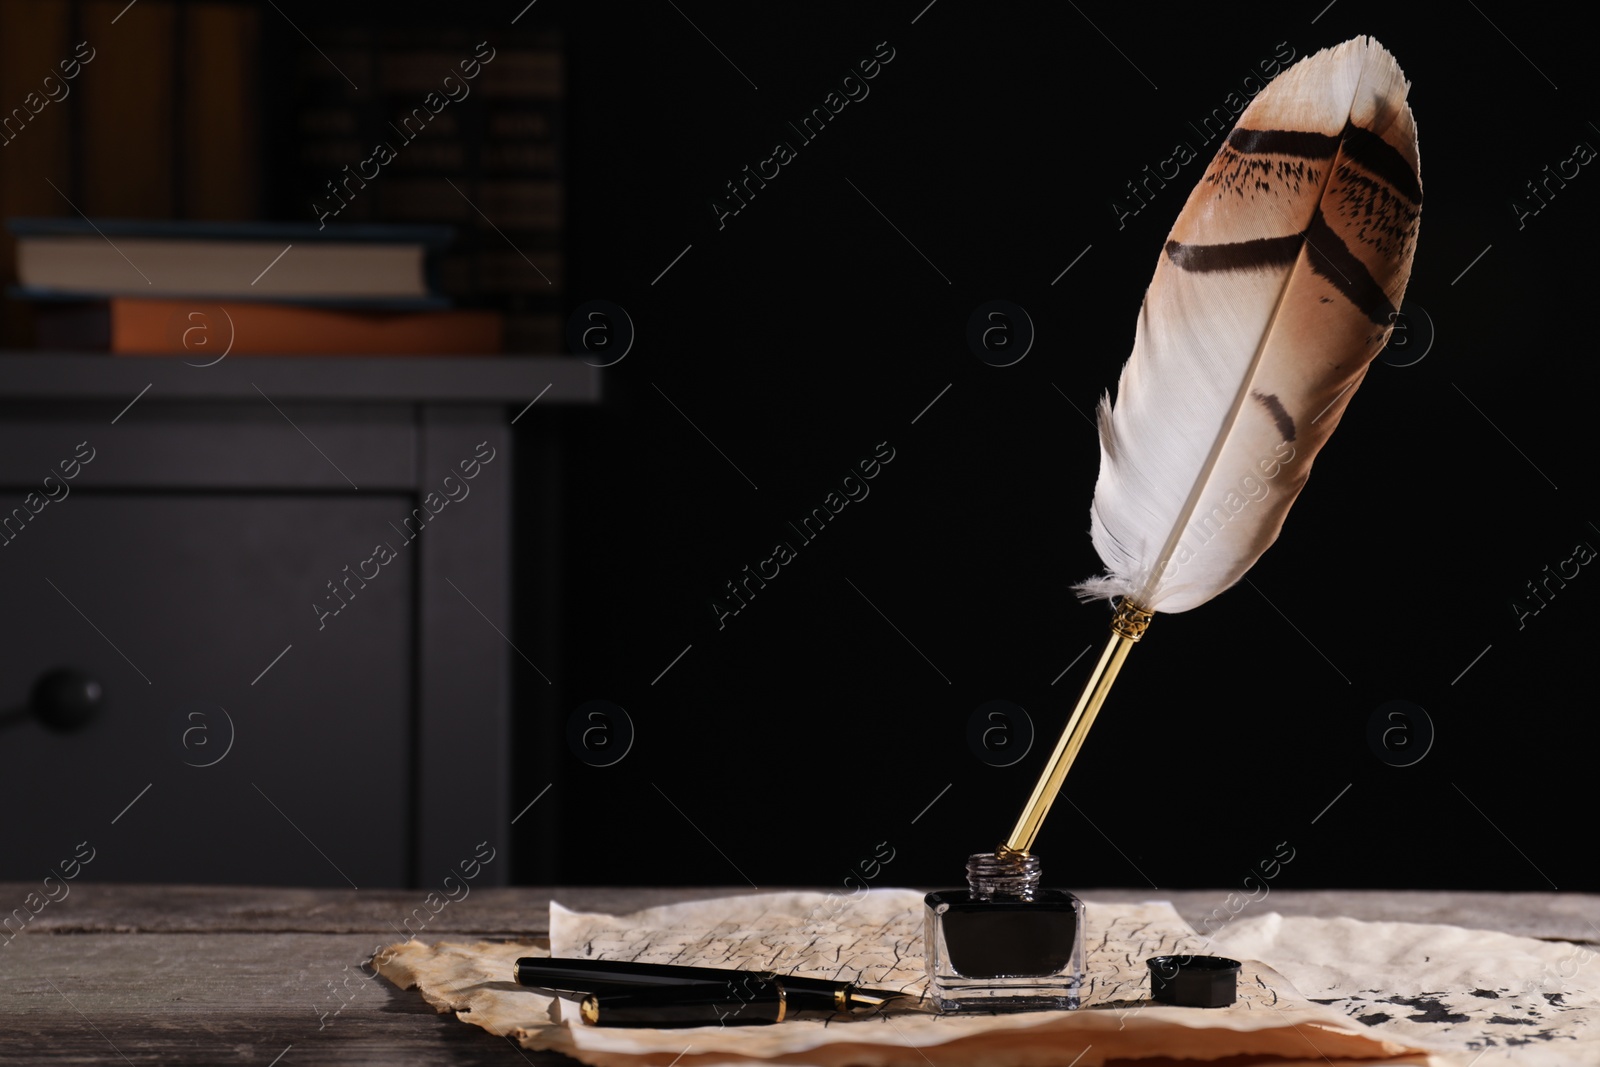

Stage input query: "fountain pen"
[{"left": 513, "top": 957, "right": 910, "bottom": 1026}]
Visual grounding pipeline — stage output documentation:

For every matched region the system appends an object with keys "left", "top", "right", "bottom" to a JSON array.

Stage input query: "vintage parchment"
[
  {"left": 372, "top": 889, "right": 1427, "bottom": 1066},
  {"left": 1211, "top": 912, "right": 1600, "bottom": 1066}
]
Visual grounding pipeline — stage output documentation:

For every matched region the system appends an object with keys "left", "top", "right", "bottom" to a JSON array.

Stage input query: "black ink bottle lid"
[{"left": 1146, "top": 954, "right": 1240, "bottom": 1007}]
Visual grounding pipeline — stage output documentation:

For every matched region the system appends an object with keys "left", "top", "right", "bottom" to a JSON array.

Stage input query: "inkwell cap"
[{"left": 1145, "top": 955, "right": 1240, "bottom": 1007}]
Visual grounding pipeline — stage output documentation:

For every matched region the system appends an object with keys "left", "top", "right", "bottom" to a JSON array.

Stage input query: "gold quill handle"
[{"left": 1002, "top": 600, "right": 1152, "bottom": 855}]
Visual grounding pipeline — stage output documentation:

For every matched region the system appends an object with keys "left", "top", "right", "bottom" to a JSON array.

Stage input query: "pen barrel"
[
  {"left": 580, "top": 979, "right": 788, "bottom": 1027},
  {"left": 515, "top": 957, "right": 738, "bottom": 989}
]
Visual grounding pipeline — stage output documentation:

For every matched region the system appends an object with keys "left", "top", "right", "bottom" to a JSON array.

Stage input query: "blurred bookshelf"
[{"left": 0, "top": 0, "right": 563, "bottom": 352}]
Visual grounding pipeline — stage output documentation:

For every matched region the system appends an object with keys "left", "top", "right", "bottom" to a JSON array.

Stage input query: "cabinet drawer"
[{"left": 0, "top": 493, "right": 412, "bottom": 887}]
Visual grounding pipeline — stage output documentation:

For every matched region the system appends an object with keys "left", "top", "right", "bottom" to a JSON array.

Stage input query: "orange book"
[{"left": 41, "top": 298, "right": 503, "bottom": 355}]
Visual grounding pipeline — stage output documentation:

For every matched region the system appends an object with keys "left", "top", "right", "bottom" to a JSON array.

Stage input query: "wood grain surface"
[{"left": 3, "top": 885, "right": 1596, "bottom": 1065}]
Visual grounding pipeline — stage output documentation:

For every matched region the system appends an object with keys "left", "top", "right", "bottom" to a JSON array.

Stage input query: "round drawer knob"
[{"left": 30, "top": 668, "right": 104, "bottom": 733}]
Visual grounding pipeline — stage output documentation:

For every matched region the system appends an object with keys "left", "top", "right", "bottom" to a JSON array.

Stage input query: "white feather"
[{"left": 1077, "top": 37, "right": 1422, "bottom": 613}]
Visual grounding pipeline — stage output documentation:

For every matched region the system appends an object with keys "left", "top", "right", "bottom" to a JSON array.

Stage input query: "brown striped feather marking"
[
  {"left": 1166, "top": 118, "right": 1421, "bottom": 324},
  {"left": 1077, "top": 37, "right": 1423, "bottom": 614}
]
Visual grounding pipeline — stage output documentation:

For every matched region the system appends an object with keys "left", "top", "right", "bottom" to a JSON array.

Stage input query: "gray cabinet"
[{"left": 0, "top": 355, "right": 597, "bottom": 888}]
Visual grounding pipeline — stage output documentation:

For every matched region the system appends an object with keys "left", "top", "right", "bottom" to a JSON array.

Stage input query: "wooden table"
[{"left": 4, "top": 885, "right": 1597, "bottom": 1065}]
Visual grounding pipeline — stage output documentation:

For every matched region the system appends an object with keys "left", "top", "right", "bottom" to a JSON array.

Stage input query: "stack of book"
[
  {"left": 283, "top": 25, "right": 563, "bottom": 352},
  {"left": 8, "top": 219, "right": 504, "bottom": 356}
]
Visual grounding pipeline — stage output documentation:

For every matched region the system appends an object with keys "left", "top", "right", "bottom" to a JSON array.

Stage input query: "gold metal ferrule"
[
  {"left": 1002, "top": 599, "right": 1153, "bottom": 854},
  {"left": 1111, "top": 599, "right": 1153, "bottom": 640}
]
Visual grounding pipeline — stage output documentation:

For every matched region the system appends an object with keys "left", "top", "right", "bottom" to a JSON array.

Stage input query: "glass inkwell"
[
  {"left": 924, "top": 600, "right": 1152, "bottom": 1013},
  {"left": 925, "top": 850, "right": 1085, "bottom": 1011}
]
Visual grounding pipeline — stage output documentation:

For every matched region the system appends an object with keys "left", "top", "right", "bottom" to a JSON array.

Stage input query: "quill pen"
[{"left": 1006, "top": 37, "right": 1422, "bottom": 853}]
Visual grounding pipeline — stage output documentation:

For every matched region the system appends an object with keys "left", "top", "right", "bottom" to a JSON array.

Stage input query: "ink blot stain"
[
  {"left": 1505, "top": 1032, "right": 1562, "bottom": 1045},
  {"left": 1357, "top": 1011, "right": 1393, "bottom": 1026},
  {"left": 1250, "top": 390, "right": 1297, "bottom": 442},
  {"left": 1471, "top": 988, "right": 1500, "bottom": 999},
  {"left": 1379, "top": 995, "right": 1470, "bottom": 1024}
]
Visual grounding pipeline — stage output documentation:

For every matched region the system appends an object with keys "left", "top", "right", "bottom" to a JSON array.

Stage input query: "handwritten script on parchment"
[
  {"left": 373, "top": 889, "right": 1423, "bottom": 1066},
  {"left": 551, "top": 888, "right": 1308, "bottom": 1015}
]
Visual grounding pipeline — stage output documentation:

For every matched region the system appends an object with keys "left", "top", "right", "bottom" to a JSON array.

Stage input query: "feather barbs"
[{"left": 1076, "top": 37, "right": 1422, "bottom": 614}]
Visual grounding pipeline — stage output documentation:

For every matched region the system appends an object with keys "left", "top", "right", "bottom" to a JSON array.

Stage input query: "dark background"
[
  {"left": 547, "top": 0, "right": 1598, "bottom": 894},
  {"left": 5, "top": 0, "right": 1596, "bottom": 895}
]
